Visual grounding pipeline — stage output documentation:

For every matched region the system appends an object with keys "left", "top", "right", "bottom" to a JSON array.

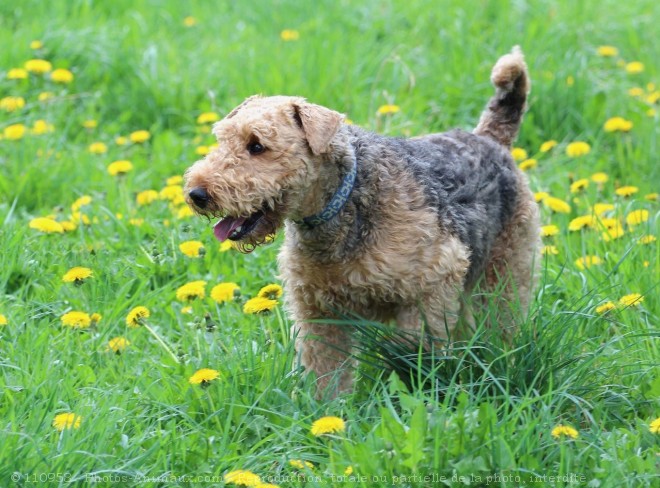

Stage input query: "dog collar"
[{"left": 295, "top": 156, "right": 357, "bottom": 228}]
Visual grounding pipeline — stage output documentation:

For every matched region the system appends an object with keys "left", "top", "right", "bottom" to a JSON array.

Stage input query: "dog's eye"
[{"left": 247, "top": 142, "right": 265, "bottom": 155}]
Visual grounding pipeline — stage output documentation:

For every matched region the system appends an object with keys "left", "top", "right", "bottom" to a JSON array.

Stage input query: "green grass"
[{"left": 1, "top": 0, "right": 659, "bottom": 486}]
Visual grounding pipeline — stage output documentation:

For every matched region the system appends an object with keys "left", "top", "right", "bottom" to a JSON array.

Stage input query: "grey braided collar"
[{"left": 294, "top": 156, "right": 357, "bottom": 228}]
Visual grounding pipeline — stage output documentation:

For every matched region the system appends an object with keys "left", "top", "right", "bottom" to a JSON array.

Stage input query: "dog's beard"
[{"left": 229, "top": 210, "right": 282, "bottom": 253}]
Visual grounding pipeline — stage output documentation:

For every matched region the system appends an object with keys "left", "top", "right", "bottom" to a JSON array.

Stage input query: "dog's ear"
[{"left": 292, "top": 101, "right": 344, "bottom": 155}]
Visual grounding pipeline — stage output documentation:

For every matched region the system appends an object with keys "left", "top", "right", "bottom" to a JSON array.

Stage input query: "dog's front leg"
[{"left": 293, "top": 321, "right": 354, "bottom": 398}]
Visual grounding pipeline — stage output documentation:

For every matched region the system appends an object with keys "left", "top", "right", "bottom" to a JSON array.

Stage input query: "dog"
[{"left": 184, "top": 46, "right": 540, "bottom": 395}]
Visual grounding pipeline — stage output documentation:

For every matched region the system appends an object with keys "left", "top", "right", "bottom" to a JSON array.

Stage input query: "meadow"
[{"left": 1, "top": 0, "right": 659, "bottom": 486}]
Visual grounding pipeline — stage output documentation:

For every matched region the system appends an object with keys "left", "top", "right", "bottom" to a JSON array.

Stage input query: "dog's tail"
[{"left": 474, "top": 46, "right": 530, "bottom": 148}]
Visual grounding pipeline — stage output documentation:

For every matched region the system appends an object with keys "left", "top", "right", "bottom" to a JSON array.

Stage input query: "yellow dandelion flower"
[
  {"left": 62, "top": 267, "right": 93, "bottom": 283},
  {"left": 183, "top": 16, "right": 197, "bottom": 27},
  {"left": 289, "top": 460, "right": 314, "bottom": 470},
  {"left": 602, "top": 225, "right": 625, "bottom": 241},
  {"left": 195, "top": 145, "right": 210, "bottom": 156},
  {"left": 619, "top": 293, "right": 643, "bottom": 307},
  {"left": 566, "top": 141, "right": 591, "bottom": 157},
  {"left": 590, "top": 172, "right": 609, "bottom": 185},
  {"left": 615, "top": 186, "right": 638, "bottom": 197},
  {"left": 189, "top": 368, "right": 220, "bottom": 385},
  {"left": 107, "top": 160, "right": 133, "bottom": 176},
  {"left": 310, "top": 416, "right": 346, "bottom": 436},
  {"left": 646, "top": 91, "right": 660, "bottom": 104},
  {"left": 128, "top": 218, "right": 144, "bottom": 227},
  {"left": 179, "top": 240, "right": 205, "bottom": 258},
  {"left": 255, "top": 484, "right": 280, "bottom": 488},
  {"left": 543, "top": 196, "right": 571, "bottom": 214},
  {"left": 211, "top": 283, "right": 240, "bottom": 303},
  {"left": 596, "top": 45, "right": 618, "bottom": 57},
  {"left": 570, "top": 178, "right": 589, "bottom": 193},
  {"left": 541, "top": 245, "right": 559, "bottom": 256},
  {"left": 518, "top": 158, "right": 537, "bottom": 171},
  {"left": 71, "top": 212, "right": 90, "bottom": 225},
  {"left": 0, "top": 314, "right": 7, "bottom": 326},
  {"left": 24, "top": 59, "right": 52, "bottom": 74},
  {"left": 344, "top": 466, "right": 354, "bottom": 476},
  {"left": 540, "top": 225, "right": 559, "bottom": 237},
  {"left": 32, "top": 119, "right": 54, "bottom": 135},
  {"left": 628, "top": 87, "right": 644, "bottom": 97},
  {"left": 638, "top": 235, "right": 657, "bottom": 245},
  {"left": 51, "top": 68, "right": 74, "bottom": 83},
  {"left": 376, "top": 104, "right": 400, "bottom": 115},
  {"left": 176, "top": 205, "right": 194, "bottom": 219},
  {"left": 592, "top": 203, "right": 614, "bottom": 215},
  {"left": 510, "top": 147, "right": 528, "bottom": 161},
  {"left": 30, "top": 40, "right": 43, "bottom": 49},
  {"left": 280, "top": 29, "right": 300, "bottom": 41},
  {"left": 82, "top": 119, "right": 98, "bottom": 129},
  {"left": 130, "top": 130, "right": 151, "bottom": 143},
  {"left": 258, "top": 284, "right": 283, "bottom": 300},
  {"left": 60, "top": 220, "right": 77, "bottom": 232},
  {"left": 167, "top": 175, "right": 183, "bottom": 185},
  {"left": 91, "top": 313, "right": 102, "bottom": 324},
  {"left": 88, "top": 142, "right": 108, "bottom": 154},
  {"left": 108, "top": 336, "right": 131, "bottom": 354},
  {"left": 29, "top": 217, "right": 64, "bottom": 234},
  {"left": 551, "top": 424, "right": 578, "bottom": 439},
  {"left": 38, "top": 91, "right": 54, "bottom": 102},
  {"left": 644, "top": 193, "right": 658, "bottom": 201},
  {"left": 539, "top": 140, "right": 557, "bottom": 153},
  {"left": 575, "top": 255, "right": 602, "bottom": 270},
  {"left": 126, "top": 306, "right": 150, "bottom": 327},
  {"left": 625, "top": 209, "right": 649, "bottom": 227},
  {"left": 71, "top": 195, "right": 92, "bottom": 212},
  {"left": 115, "top": 136, "right": 128, "bottom": 145},
  {"left": 7, "top": 68, "right": 28, "bottom": 79},
  {"left": 219, "top": 240, "right": 235, "bottom": 252},
  {"left": 650, "top": 418, "right": 660, "bottom": 434},
  {"left": 568, "top": 215, "right": 595, "bottom": 231},
  {"left": 176, "top": 281, "right": 206, "bottom": 301},
  {"left": 53, "top": 413, "right": 81, "bottom": 431},
  {"left": 3, "top": 123, "right": 27, "bottom": 140},
  {"left": 625, "top": 61, "right": 644, "bottom": 74},
  {"left": 61, "top": 311, "right": 92, "bottom": 329},
  {"left": 197, "top": 112, "right": 219, "bottom": 124},
  {"left": 565, "top": 75, "right": 574, "bottom": 87},
  {"left": 596, "top": 302, "right": 616, "bottom": 314},
  {"left": 1, "top": 96, "right": 25, "bottom": 112},
  {"left": 534, "top": 191, "right": 549, "bottom": 203},
  {"left": 599, "top": 217, "right": 620, "bottom": 230},
  {"left": 159, "top": 184, "right": 184, "bottom": 202},
  {"left": 604, "top": 117, "right": 633, "bottom": 132},
  {"left": 243, "top": 297, "right": 278, "bottom": 314},
  {"left": 136, "top": 190, "right": 159, "bottom": 206}
]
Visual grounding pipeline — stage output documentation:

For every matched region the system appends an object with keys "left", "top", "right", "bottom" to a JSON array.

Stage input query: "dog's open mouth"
[{"left": 213, "top": 210, "right": 265, "bottom": 242}]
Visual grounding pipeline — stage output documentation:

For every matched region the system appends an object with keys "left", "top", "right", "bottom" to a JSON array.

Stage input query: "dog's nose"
[{"left": 188, "top": 187, "right": 210, "bottom": 208}]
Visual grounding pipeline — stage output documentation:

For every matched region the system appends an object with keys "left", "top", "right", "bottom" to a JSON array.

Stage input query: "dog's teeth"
[{"left": 235, "top": 226, "right": 242, "bottom": 233}]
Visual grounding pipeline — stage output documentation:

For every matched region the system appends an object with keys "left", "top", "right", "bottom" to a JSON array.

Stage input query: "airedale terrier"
[{"left": 184, "top": 47, "right": 540, "bottom": 395}]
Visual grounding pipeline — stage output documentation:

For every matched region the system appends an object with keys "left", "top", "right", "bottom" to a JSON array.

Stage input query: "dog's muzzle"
[{"left": 188, "top": 187, "right": 210, "bottom": 209}]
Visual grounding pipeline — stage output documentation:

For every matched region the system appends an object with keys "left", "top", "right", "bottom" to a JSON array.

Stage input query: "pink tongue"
[{"left": 213, "top": 216, "right": 248, "bottom": 242}]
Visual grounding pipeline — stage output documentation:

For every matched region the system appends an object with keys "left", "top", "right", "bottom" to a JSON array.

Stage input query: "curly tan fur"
[{"left": 184, "top": 47, "right": 540, "bottom": 396}]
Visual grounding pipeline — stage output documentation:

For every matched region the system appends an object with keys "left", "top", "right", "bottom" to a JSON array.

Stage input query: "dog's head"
[{"left": 184, "top": 95, "right": 344, "bottom": 251}]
